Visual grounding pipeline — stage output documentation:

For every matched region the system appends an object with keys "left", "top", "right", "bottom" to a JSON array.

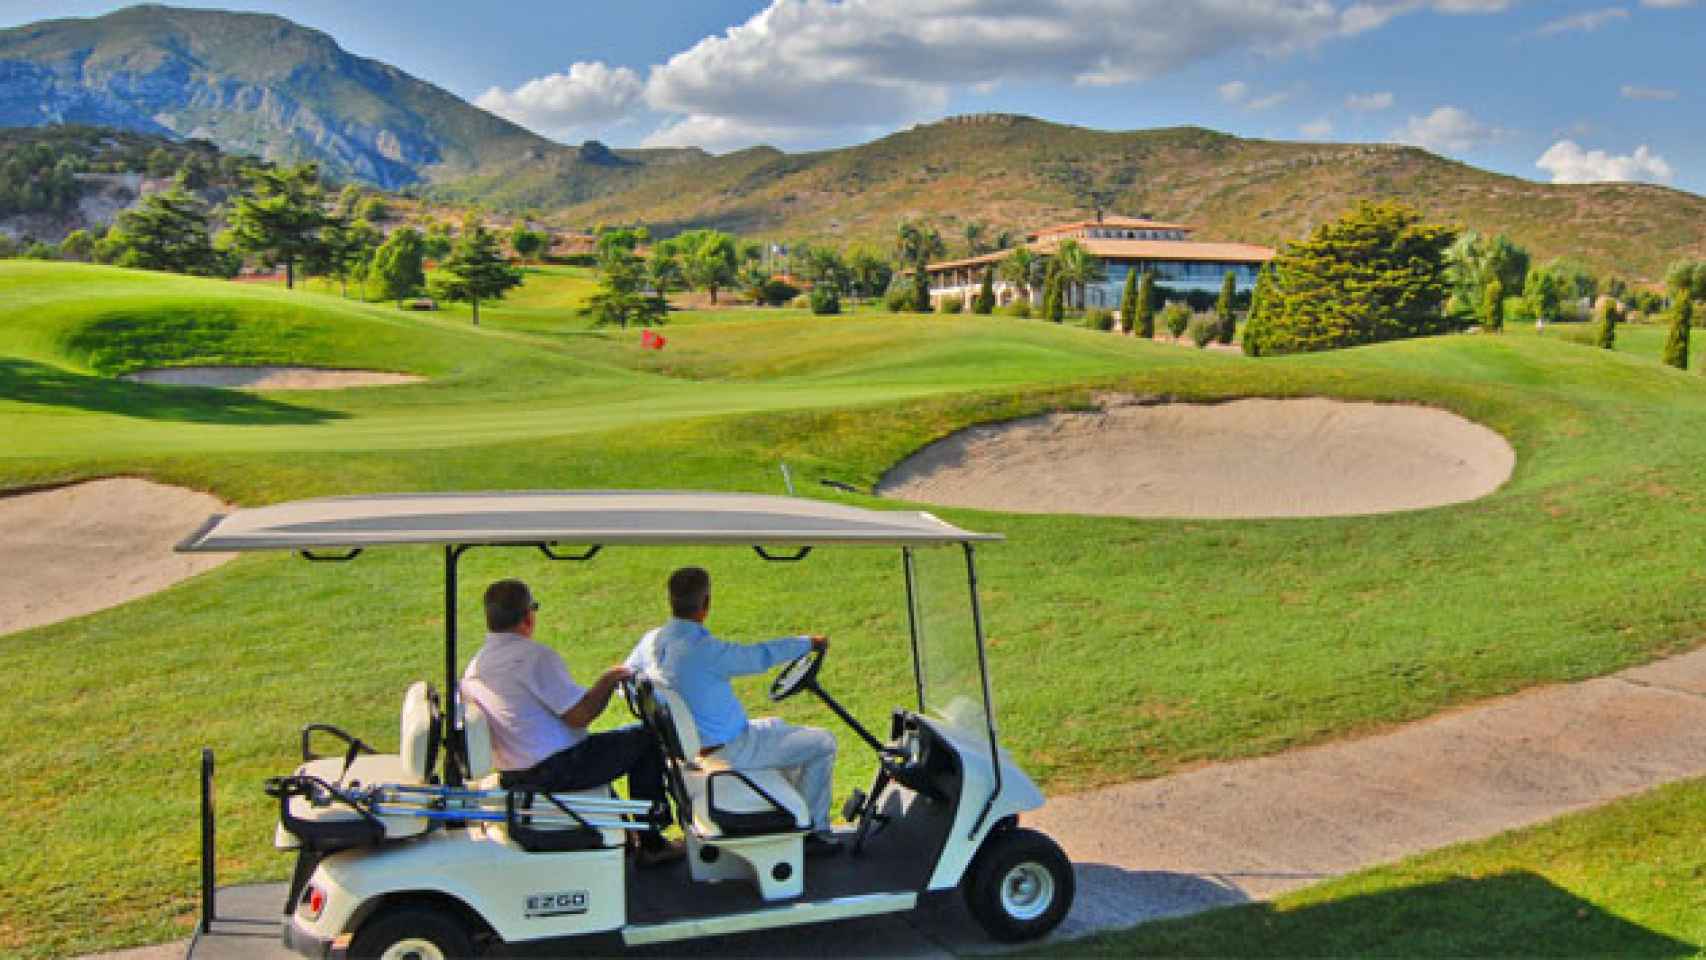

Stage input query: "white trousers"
[{"left": 719, "top": 717, "right": 837, "bottom": 831}]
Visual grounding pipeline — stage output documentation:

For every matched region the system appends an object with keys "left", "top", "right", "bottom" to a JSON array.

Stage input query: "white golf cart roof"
[{"left": 176, "top": 490, "right": 1000, "bottom": 553}]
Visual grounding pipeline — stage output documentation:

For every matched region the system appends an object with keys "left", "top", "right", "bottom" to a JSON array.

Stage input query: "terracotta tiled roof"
[
  {"left": 925, "top": 238, "right": 1274, "bottom": 273},
  {"left": 1031, "top": 237, "right": 1275, "bottom": 263},
  {"left": 1031, "top": 216, "right": 1195, "bottom": 237}
]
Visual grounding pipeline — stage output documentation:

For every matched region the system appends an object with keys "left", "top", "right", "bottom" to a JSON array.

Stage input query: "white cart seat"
[
  {"left": 688, "top": 760, "right": 811, "bottom": 837},
  {"left": 648, "top": 684, "right": 810, "bottom": 838},
  {"left": 276, "top": 681, "right": 441, "bottom": 848}
]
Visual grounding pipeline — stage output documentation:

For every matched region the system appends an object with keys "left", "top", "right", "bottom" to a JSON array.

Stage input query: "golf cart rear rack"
[{"left": 269, "top": 775, "right": 657, "bottom": 849}]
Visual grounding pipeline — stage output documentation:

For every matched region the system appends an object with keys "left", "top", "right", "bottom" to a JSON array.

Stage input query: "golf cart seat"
[
  {"left": 274, "top": 681, "right": 443, "bottom": 849},
  {"left": 637, "top": 680, "right": 808, "bottom": 901},
  {"left": 459, "top": 679, "right": 626, "bottom": 851}
]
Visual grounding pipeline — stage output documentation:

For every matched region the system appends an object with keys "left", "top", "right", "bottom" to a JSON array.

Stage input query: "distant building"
[{"left": 924, "top": 215, "right": 1275, "bottom": 310}]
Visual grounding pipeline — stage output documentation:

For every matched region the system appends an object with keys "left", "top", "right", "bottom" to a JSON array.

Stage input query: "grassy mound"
[{"left": 3, "top": 262, "right": 1706, "bottom": 955}]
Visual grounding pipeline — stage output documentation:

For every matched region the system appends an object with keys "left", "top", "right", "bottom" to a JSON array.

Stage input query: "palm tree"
[
  {"left": 963, "top": 221, "right": 987, "bottom": 257},
  {"left": 896, "top": 221, "right": 946, "bottom": 311},
  {"left": 1053, "top": 239, "right": 1105, "bottom": 310},
  {"left": 998, "top": 247, "right": 1042, "bottom": 305}
]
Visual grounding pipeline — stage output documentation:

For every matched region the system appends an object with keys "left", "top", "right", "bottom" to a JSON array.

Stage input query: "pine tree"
[
  {"left": 1481, "top": 278, "right": 1504, "bottom": 333},
  {"left": 1135, "top": 271, "right": 1157, "bottom": 339},
  {"left": 1595, "top": 297, "right": 1618, "bottom": 350},
  {"left": 1662, "top": 296, "right": 1692, "bottom": 370},
  {"left": 228, "top": 163, "right": 328, "bottom": 289},
  {"left": 973, "top": 269, "right": 996, "bottom": 314},
  {"left": 1215, "top": 271, "right": 1237, "bottom": 344},
  {"left": 1118, "top": 268, "right": 1139, "bottom": 335},
  {"left": 435, "top": 218, "right": 523, "bottom": 325},
  {"left": 1251, "top": 201, "right": 1454, "bottom": 355}
]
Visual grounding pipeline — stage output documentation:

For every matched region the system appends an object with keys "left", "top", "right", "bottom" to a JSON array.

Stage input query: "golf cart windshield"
[{"left": 909, "top": 545, "right": 992, "bottom": 739}]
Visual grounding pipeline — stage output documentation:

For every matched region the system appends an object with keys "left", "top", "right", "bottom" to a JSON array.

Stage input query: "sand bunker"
[
  {"left": 121, "top": 366, "right": 423, "bottom": 390},
  {"left": 879, "top": 397, "right": 1515, "bottom": 519},
  {"left": 0, "top": 479, "right": 231, "bottom": 636}
]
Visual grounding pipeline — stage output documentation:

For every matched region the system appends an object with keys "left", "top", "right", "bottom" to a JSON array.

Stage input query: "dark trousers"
[{"left": 500, "top": 725, "right": 671, "bottom": 834}]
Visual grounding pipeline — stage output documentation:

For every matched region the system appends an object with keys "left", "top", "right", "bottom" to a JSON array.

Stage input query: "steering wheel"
[{"left": 768, "top": 644, "right": 825, "bottom": 702}]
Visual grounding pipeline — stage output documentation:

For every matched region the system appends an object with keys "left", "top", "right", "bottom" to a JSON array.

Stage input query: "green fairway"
[
  {"left": 3, "top": 261, "right": 1706, "bottom": 955},
  {"left": 1047, "top": 777, "right": 1706, "bottom": 956}
]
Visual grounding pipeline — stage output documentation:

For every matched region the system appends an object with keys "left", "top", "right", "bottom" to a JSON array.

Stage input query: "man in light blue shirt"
[{"left": 628, "top": 566, "right": 841, "bottom": 856}]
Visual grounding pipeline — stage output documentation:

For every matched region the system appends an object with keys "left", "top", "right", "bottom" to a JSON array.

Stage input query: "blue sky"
[{"left": 3, "top": 1, "right": 1702, "bottom": 193}]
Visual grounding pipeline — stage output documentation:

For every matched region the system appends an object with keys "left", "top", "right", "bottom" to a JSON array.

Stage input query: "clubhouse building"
[{"left": 924, "top": 215, "right": 1275, "bottom": 310}]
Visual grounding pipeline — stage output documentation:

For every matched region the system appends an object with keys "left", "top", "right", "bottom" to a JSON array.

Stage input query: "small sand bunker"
[
  {"left": 0, "top": 479, "right": 232, "bottom": 635},
  {"left": 121, "top": 366, "right": 423, "bottom": 390},
  {"left": 879, "top": 397, "right": 1515, "bottom": 519}
]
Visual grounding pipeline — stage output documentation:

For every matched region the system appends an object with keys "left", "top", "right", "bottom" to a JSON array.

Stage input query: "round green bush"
[{"left": 809, "top": 286, "right": 841, "bottom": 315}]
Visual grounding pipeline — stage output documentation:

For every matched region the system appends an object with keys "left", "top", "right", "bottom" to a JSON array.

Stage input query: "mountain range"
[{"left": 2, "top": 4, "right": 1702, "bottom": 280}]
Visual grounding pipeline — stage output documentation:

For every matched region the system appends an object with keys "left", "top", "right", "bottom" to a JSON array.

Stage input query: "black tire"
[
  {"left": 348, "top": 906, "right": 478, "bottom": 960},
  {"left": 962, "top": 826, "right": 1074, "bottom": 942}
]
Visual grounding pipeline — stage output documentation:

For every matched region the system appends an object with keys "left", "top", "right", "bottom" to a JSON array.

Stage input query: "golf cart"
[{"left": 176, "top": 491, "right": 1073, "bottom": 957}]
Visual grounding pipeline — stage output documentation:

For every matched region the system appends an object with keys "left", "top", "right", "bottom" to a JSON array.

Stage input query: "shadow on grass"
[
  {"left": 0, "top": 358, "right": 343, "bottom": 425},
  {"left": 1062, "top": 869, "right": 1697, "bottom": 957}
]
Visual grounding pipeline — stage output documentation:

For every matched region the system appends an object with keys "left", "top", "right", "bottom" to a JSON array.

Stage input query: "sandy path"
[
  {"left": 1027, "top": 646, "right": 1706, "bottom": 941},
  {"left": 879, "top": 397, "right": 1515, "bottom": 519},
  {"left": 121, "top": 366, "right": 423, "bottom": 390},
  {"left": 0, "top": 479, "right": 232, "bottom": 636}
]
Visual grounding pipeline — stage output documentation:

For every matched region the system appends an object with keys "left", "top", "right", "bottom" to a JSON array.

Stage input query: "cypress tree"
[
  {"left": 973, "top": 269, "right": 995, "bottom": 314},
  {"left": 1118, "top": 268, "right": 1139, "bottom": 335},
  {"left": 1136, "top": 271, "right": 1157, "bottom": 339},
  {"left": 1045, "top": 269, "right": 1065, "bottom": 322},
  {"left": 911, "top": 266, "right": 932, "bottom": 313},
  {"left": 1215, "top": 270, "right": 1237, "bottom": 344},
  {"left": 1594, "top": 297, "right": 1618, "bottom": 349},
  {"left": 1662, "top": 296, "right": 1692, "bottom": 370},
  {"left": 1481, "top": 278, "right": 1504, "bottom": 333},
  {"left": 1242, "top": 263, "right": 1273, "bottom": 356}
]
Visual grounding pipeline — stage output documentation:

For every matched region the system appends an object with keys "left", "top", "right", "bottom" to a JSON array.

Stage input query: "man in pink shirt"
[{"left": 463, "top": 579, "right": 681, "bottom": 866}]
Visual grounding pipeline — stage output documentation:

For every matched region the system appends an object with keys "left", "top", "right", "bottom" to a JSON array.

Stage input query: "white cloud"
[
  {"left": 1537, "top": 6, "right": 1630, "bottom": 34},
  {"left": 639, "top": 0, "right": 1511, "bottom": 150},
  {"left": 1219, "top": 79, "right": 1288, "bottom": 110},
  {"left": 1535, "top": 140, "right": 1674, "bottom": 183},
  {"left": 1340, "top": 0, "right": 1512, "bottom": 33},
  {"left": 1346, "top": 90, "right": 1395, "bottom": 111},
  {"left": 1300, "top": 117, "right": 1335, "bottom": 138},
  {"left": 1621, "top": 83, "right": 1679, "bottom": 101},
  {"left": 1639, "top": 0, "right": 1695, "bottom": 7},
  {"left": 475, "top": 62, "right": 644, "bottom": 139},
  {"left": 477, "top": 2, "right": 1518, "bottom": 150},
  {"left": 1392, "top": 105, "right": 1501, "bottom": 153}
]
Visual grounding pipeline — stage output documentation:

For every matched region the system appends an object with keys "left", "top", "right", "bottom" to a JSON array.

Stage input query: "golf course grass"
[
  {"left": 1046, "top": 776, "right": 1706, "bottom": 956},
  {"left": 3, "top": 260, "right": 1705, "bottom": 955}
]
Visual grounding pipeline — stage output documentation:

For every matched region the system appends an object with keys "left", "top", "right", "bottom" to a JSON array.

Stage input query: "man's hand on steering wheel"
[{"left": 769, "top": 637, "right": 828, "bottom": 702}]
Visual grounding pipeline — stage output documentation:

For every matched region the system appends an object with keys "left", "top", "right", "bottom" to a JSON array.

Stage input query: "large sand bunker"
[
  {"left": 121, "top": 366, "right": 422, "bottom": 390},
  {"left": 879, "top": 397, "right": 1515, "bottom": 519},
  {"left": 0, "top": 479, "right": 231, "bottom": 635}
]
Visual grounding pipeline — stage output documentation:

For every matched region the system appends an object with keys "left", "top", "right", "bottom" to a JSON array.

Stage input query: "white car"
[{"left": 179, "top": 491, "right": 1074, "bottom": 957}]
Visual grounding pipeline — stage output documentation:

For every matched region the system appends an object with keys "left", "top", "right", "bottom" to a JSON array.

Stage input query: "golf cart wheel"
[
  {"left": 963, "top": 827, "right": 1074, "bottom": 942},
  {"left": 349, "top": 907, "right": 477, "bottom": 960}
]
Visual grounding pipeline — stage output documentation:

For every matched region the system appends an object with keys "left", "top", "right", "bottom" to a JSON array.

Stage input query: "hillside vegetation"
[{"left": 535, "top": 116, "right": 1706, "bottom": 284}]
